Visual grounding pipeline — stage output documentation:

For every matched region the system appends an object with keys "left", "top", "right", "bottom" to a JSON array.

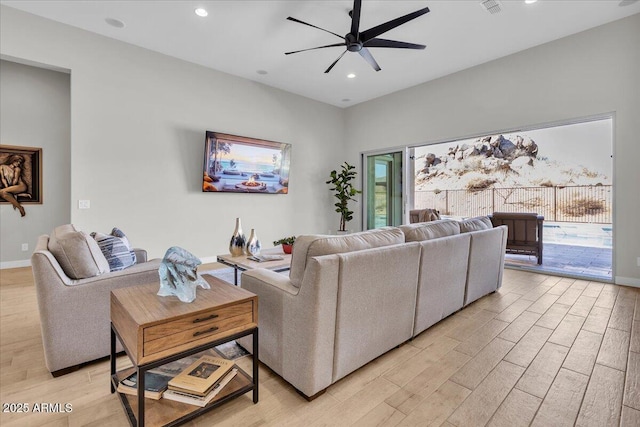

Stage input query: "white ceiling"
[{"left": 3, "top": 1, "right": 639, "bottom": 107}]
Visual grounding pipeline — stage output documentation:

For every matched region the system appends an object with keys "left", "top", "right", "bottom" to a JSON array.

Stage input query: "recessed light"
[
  {"left": 195, "top": 8, "right": 208, "bottom": 17},
  {"left": 347, "top": 73, "right": 356, "bottom": 79},
  {"left": 105, "top": 17, "right": 125, "bottom": 28},
  {"left": 524, "top": 0, "right": 537, "bottom": 4},
  {"left": 256, "top": 70, "right": 268, "bottom": 75}
]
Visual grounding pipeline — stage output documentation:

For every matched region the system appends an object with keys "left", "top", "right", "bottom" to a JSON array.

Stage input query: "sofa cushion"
[
  {"left": 91, "top": 227, "right": 137, "bottom": 271},
  {"left": 48, "top": 224, "right": 110, "bottom": 279},
  {"left": 289, "top": 227, "right": 405, "bottom": 288},
  {"left": 459, "top": 216, "right": 493, "bottom": 233},
  {"left": 399, "top": 219, "right": 461, "bottom": 242}
]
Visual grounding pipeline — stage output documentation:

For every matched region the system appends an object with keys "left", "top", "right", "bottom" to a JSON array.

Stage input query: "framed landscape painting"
[
  {"left": 0, "top": 144, "right": 42, "bottom": 205},
  {"left": 202, "top": 132, "right": 291, "bottom": 194}
]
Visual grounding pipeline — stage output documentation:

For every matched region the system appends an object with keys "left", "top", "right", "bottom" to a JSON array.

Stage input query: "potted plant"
[
  {"left": 326, "top": 162, "right": 362, "bottom": 233},
  {"left": 273, "top": 236, "right": 296, "bottom": 254}
]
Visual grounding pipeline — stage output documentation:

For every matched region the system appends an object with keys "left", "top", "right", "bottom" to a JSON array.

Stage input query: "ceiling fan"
[{"left": 285, "top": 0, "right": 430, "bottom": 73}]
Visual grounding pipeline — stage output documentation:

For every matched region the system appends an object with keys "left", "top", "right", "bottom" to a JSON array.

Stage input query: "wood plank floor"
[{"left": 1, "top": 266, "right": 639, "bottom": 426}]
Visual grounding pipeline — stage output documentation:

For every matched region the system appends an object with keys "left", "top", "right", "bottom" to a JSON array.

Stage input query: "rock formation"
[{"left": 415, "top": 134, "right": 609, "bottom": 191}]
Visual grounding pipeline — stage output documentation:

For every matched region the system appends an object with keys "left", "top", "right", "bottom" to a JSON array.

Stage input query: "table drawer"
[
  {"left": 144, "top": 301, "right": 253, "bottom": 342},
  {"left": 143, "top": 311, "right": 254, "bottom": 357}
]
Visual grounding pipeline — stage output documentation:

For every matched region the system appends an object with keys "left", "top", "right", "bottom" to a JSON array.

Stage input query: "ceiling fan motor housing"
[{"left": 345, "top": 33, "right": 363, "bottom": 52}]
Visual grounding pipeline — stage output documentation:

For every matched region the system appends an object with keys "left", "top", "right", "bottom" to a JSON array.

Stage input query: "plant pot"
[{"left": 282, "top": 244, "right": 293, "bottom": 254}]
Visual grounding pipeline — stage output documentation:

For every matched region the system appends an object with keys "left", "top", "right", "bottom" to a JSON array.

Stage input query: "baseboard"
[
  {"left": 0, "top": 259, "right": 31, "bottom": 269},
  {"left": 614, "top": 276, "right": 640, "bottom": 288}
]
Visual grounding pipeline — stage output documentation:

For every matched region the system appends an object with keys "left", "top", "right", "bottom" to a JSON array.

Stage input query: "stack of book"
[
  {"left": 163, "top": 355, "right": 237, "bottom": 407},
  {"left": 116, "top": 353, "right": 238, "bottom": 407},
  {"left": 247, "top": 254, "right": 284, "bottom": 262},
  {"left": 117, "top": 371, "right": 172, "bottom": 400}
]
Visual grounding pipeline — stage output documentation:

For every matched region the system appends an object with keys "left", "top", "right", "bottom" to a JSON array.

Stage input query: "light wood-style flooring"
[{"left": 1, "top": 265, "right": 639, "bottom": 426}]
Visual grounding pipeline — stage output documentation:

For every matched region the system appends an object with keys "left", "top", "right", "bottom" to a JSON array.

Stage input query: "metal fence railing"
[{"left": 414, "top": 185, "right": 612, "bottom": 223}]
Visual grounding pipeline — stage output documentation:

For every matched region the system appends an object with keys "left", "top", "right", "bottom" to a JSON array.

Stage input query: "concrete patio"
[{"left": 504, "top": 242, "right": 612, "bottom": 282}]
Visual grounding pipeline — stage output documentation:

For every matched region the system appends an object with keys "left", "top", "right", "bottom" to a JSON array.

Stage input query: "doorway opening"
[
  {"left": 364, "top": 151, "right": 404, "bottom": 229},
  {"left": 411, "top": 117, "right": 613, "bottom": 281}
]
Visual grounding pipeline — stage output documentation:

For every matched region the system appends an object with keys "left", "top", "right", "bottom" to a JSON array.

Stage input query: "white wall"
[
  {"left": 344, "top": 13, "right": 640, "bottom": 285},
  {"left": 2, "top": 6, "right": 638, "bottom": 284},
  {"left": 0, "top": 60, "right": 71, "bottom": 267},
  {"left": 0, "top": 6, "right": 344, "bottom": 262}
]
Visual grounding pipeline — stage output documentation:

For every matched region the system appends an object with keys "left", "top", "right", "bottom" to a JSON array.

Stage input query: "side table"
[
  {"left": 217, "top": 247, "right": 292, "bottom": 286},
  {"left": 110, "top": 275, "right": 258, "bottom": 426}
]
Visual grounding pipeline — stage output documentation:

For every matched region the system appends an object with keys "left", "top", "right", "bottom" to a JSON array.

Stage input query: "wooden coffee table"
[
  {"left": 217, "top": 247, "right": 292, "bottom": 286},
  {"left": 110, "top": 275, "right": 258, "bottom": 427}
]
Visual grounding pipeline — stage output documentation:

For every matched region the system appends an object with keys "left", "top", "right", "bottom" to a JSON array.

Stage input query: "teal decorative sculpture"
[{"left": 157, "top": 246, "right": 210, "bottom": 303}]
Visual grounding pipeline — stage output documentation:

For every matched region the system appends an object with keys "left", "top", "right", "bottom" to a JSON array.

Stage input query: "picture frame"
[
  {"left": 0, "top": 144, "right": 42, "bottom": 205},
  {"left": 203, "top": 132, "right": 291, "bottom": 194}
]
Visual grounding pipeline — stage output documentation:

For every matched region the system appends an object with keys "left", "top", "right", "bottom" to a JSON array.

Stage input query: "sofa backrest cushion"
[
  {"left": 399, "top": 219, "right": 461, "bottom": 242},
  {"left": 48, "top": 224, "right": 110, "bottom": 279},
  {"left": 289, "top": 227, "right": 405, "bottom": 288},
  {"left": 459, "top": 216, "right": 493, "bottom": 233}
]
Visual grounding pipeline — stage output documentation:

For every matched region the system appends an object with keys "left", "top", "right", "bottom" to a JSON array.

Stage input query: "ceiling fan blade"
[
  {"left": 286, "top": 17, "right": 344, "bottom": 40},
  {"left": 324, "top": 50, "right": 348, "bottom": 74},
  {"left": 359, "top": 48, "right": 381, "bottom": 72},
  {"left": 360, "top": 7, "right": 430, "bottom": 42},
  {"left": 285, "top": 43, "right": 346, "bottom": 55},
  {"left": 350, "top": 0, "right": 362, "bottom": 37},
  {"left": 364, "top": 38, "right": 426, "bottom": 50}
]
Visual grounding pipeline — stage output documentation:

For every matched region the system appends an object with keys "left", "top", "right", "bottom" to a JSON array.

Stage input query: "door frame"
[{"left": 361, "top": 147, "right": 413, "bottom": 229}]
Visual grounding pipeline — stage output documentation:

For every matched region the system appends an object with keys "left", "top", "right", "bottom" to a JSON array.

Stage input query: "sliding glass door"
[{"left": 364, "top": 151, "right": 404, "bottom": 229}]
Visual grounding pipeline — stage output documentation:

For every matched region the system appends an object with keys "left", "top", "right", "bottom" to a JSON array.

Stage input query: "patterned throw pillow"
[{"left": 90, "top": 227, "right": 137, "bottom": 271}]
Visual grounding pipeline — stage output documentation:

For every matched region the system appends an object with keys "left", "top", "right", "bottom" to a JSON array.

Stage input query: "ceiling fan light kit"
[{"left": 285, "top": 0, "right": 430, "bottom": 73}]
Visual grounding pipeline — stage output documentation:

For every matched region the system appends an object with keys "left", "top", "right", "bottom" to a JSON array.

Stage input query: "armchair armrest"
[
  {"left": 133, "top": 248, "right": 148, "bottom": 263},
  {"left": 31, "top": 248, "right": 161, "bottom": 373}
]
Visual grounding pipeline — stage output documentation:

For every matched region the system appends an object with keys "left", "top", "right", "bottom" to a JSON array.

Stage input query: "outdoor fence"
[{"left": 414, "top": 185, "right": 612, "bottom": 223}]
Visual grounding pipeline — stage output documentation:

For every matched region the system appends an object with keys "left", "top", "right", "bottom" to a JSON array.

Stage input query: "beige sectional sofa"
[
  {"left": 240, "top": 217, "right": 507, "bottom": 398},
  {"left": 31, "top": 224, "right": 161, "bottom": 375}
]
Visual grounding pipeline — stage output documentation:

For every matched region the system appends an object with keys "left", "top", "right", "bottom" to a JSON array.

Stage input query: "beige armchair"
[
  {"left": 409, "top": 208, "right": 441, "bottom": 223},
  {"left": 31, "top": 225, "right": 161, "bottom": 376}
]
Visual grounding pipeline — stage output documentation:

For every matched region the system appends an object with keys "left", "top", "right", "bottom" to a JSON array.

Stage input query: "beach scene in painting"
[{"left": 203, "top": 132, "right": 291, "bottom": 194}]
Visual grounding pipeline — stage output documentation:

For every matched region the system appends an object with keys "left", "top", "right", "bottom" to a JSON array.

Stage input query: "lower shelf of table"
[{"left": 111, "top": 366, "right": 254, "bottom": 427}]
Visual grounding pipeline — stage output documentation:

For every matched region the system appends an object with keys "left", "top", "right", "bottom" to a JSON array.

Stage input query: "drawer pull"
[
  {"left": 193, "top": 314, "right": 218, "bottom": 323},
  {"left": 193, "top": 327, "right": 219, "bottom": 337}
]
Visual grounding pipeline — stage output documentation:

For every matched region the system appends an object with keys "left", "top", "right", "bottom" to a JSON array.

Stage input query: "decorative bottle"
[
  {"left": 246, "top": 229, "right": 261, "bottom": 256},
  {"left": 229, "top": 218, "right": 246, "bottom": 256}
]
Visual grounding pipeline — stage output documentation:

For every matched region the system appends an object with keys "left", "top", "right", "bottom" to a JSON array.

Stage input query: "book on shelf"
[
  {"left": 117, "top": 371, "right": 173, "bottom": 400},
  {"left": 247, "top": 254, "right": 284, "bottom": 262},
  {"left": 163, "top": 369, "right": 238, "bottom": 407},
  {"left": 168, "top": 355, "right": 234, "bottom": 397}
]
